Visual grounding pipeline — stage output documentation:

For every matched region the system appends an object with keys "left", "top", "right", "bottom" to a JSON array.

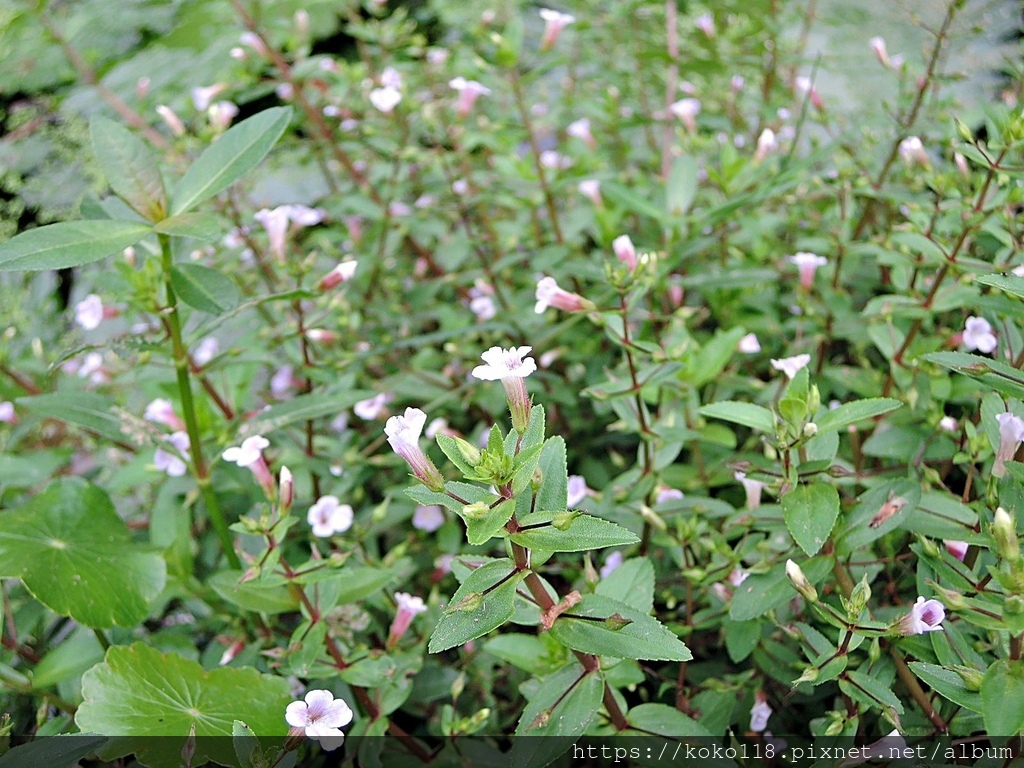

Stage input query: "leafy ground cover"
[{"left": 1, "top": 0, "right": 1024, "bottom": 765}]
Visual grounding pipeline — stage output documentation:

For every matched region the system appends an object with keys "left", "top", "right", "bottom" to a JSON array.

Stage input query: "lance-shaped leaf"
[
  {"left": 170, "top": 264, "right": 240, "bottom": 314},
  {"left": 429, "top": 559, "right": 526, "bottom": 652},
  {"left": 699, "top": 401, "right": 776, "bottom": 432},
  {"left": 0, "top": 221, "right": 151, "bottom": 272},
  {"left": 90, "top": 115, "right": 167, "bottom": 220}
]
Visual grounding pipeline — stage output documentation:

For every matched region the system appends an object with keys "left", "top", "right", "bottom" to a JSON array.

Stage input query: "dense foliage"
[{"left": 2, "top": 0, "right": 1024, "bottom": 764}]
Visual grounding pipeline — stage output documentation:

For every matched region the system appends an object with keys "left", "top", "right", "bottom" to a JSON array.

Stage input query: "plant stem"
[
  {"left": 158, "top": 234, "right": 241, "bottom": 570},
  {"left": 509, "top": 71, "right": 564, "bottom": 245}
]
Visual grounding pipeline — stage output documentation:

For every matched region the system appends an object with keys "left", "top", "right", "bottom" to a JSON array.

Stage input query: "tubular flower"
[
  {"left": 539, "top": 8, "right": 574, "bottom": 50},
  {"left": 384, "top": 408, "right": 445, "bottom": 491},
  {"left": 788, "top": 252, "right": 827, "bottom": 289},
  {"left": 223, "top": 435, "right": 276, "bottom": 500},
  {"left": 994, "top": 412, "right": 1024, "bottom": 478},
  {"left": 770, "top": 354, "right": 811, "bottom": 380},
  {"left": 449, "top": 77, "right": 491, "bottom": 118},
  {"left": 962, "top": 316, "right": 996, "bottom": 354},
  {"left": 307, "top": 496, "right": 354, "bottom": 537},
  {"left": 471, "top": 346, "right": 537, "bottom": 433},
  {"left": 388, "top": 592, "right": 428, "bottom": 646},
  {"left": 613, "top": 235, "right": 638, "bottom": 271},
  {"left": 535, "top": 276, "right": 594, "bottom": 314},
  {"left": 898, "top": 597, "right": 945, "bottom": 635}
]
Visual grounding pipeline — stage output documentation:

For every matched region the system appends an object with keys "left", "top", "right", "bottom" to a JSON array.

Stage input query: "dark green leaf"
[
  {"left": 207, "top": 570, "right": 299, "bottom": 615},
  {"left": 699, "top": 401, "right": 775, "bottom": 432},
  {"left": 730, "top": 557, "right": 832, "bottom": 621},
  {"left": 841, "top": 669, "right": 904, "bottom": 715},
  {"left": 982, "top": 660, "right": 1024, "bottom": 736},
  {"left": 170, "top": 264, "right": 239, "bottom": 314},
  {"left": 515, "top": 664, "right": 603, "bottom": 736},
  {"left": 510, "top": 511, "right": 638, "bottom": 552},
  {"left": 16, "top": 393, "right": 136, "bottom": 447},
  {"left": 429, "top": 559, "right": 526, "bottom": 652},
  {"left": 241, "top": 387, "right": 374, "bottom": 436},
  {"left": 908, "top": 662, "right": 983, "bottom": 713},
  {"left": 595, "top": 557, "right": 655, "bottom": 612},
  {"left": 459, "top": 498, "right": 516, "bottom": 546},
  {"left": 0, "top": 736, "right": 109, "bottom": 768},
  {"left": 976, "top": 273, "right": 1024, "bottom": 300},
  {"left": 626, "top": 702, "right": 712, "bottom": 737},
  {"left": 782, "top": 482, "right": 840, "bottom": 557},
  {"left": 815, "top": 398, "right": 903, "bottom": 434},
  {"left": 154, "top": 212, "right": 223, "bottom": 240},
  {"left": 0, "top": 221, "right": 150, "bottom": 271}
]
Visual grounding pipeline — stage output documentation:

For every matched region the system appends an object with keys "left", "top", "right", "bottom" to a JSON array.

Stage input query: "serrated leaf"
[
  {"left": 548, "top": 593, "right": 691, "bottom": 661},
  {"left": 154, "top": 212, "right": 223, "bottom": 240},
  {"left": 908, "top": 662, "right": 983, "bottom": 713},
  {"left": 91, "top": 115, "right": 166, "bottom": 220},
  {"left": 515, "top": 664, "right": 603, "bottom": 737},
  {"left": 0, "top": 221, "right": 151, "bottom": 271},
  {"left": 699, "top": 401, "right": 775, "bottom": 432},
  {"left": 170, "top": 264, "right": 239, "bottom": 314},
  {"left": 76, "top": 644, "right": 292, "bottom": 768},
  {"left": 841, "top": 669, "right": 904, "bottom": 715},
  {"left": 435, "top": 434, "right": 479, "bottom": 476},
  {"left": 207, "top": 570, "right": 299, "bottom": 615},
  {"left": 782, "top": 482, "right": 840, "bottom": 557},
  {"left": 240, "top": 387, "right": 373, "bottom": 436},
  {"left": 595, "top": 557, "right": 655, "bottom": 612},
  {"left": 535, "top": 436, "right": 567, "bottom": 512},
  {"left": 815, "top": 398, "right": 903, "bottom": 434},
  {"left": 0, "top": 479, "right": 165, "bottom": 628},
  {"left": 510, "top": 511, "right": 639, "bottom": 552},
  {"left": 429, "top": 559, "right": 526, "bottom": 652},
  {"left": 982, "top": 660, "right": 1024, "bottom": 736},
  {"left": 730, "top": 557, "right": 832, "bottom": 620},
  {"left": 459, "top": 498, "right": 515, "bottom": 546},
  {"left": 170, "top": 107, "right": 292, "bottom": 215}
]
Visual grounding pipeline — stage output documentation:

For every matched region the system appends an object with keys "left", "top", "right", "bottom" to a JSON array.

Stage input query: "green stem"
[{"left": 158, "top": 234, "right": 241, "bottom": 570}]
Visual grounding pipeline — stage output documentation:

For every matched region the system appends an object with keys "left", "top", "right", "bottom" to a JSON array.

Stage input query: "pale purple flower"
[
  {"left": 318, "top": 261, "right": 358, "bottom": 291},
  {"left": 369, "top": 86, "right": 402, "bottom": 113},
  {"left": 355, "top": 392, "right": 390, "bottom": 420},
  {"left": 426, "top": 49, "right": 449, "bottom": 65},
  {"left": 613, "top": 235, "right": 637, "bottom": 271},
  {"left": 207, "top": 100, "right": 239, "bottom": 132},
  {"left": 939, "top": 416, "right": 958, "bottom": 432},
  {"left": 749, "top": 692, "right": 772, "bottom": 732},
  {"left": 567, "top": 475, "right": 593, "bottom": 507},
  {"left": 75, "top": 294, "right": 105, "bottom": 330},
  {"left": 793, "top": 76, "right": 823, "bottom": 109},
  {"left": 600, "top": 550, "right": 623, "bottom": 579},
  {"left": 307, "top": 496, "right": 354, "bottom": 537},
  {"left": 734, "top": 471, "right": 765, "bottom": 510},
  {"left": 578, "top": 179, "right": 602, "bottom": 206},
  {"left": 994, "top": 412, "right": 1024, "bottom": 477},
  {"left": 656, "top": 487, "right": 684, "bottom": 504},
  {"left": 223, "top": 435, "right": 269, "bottom": 468},
  {"left": 78, "top": 352, "right": 108, "bottom": 384},
  {"left": 869, "top": 36, "right": 890, "bottom": 68},
  {"left": 539, "top": 8, "right": 574, "bottom": 50},
  {"left": 254, "top": 205, "right": 323, "bottom": 261},
  {"left": 412, "top": 505, "right": 445, "bottom": 532},
  {"left": 449, "top": 77, "right": 491, "bottom": 117},
  {"left": 694, "top": 13, "right": 715, "bottom": 37},
  {"left": 730, "top": 75, "right": 745, "bottom": 91},
  {"left": 239, "top": 31, "right": 268, "bottom": 58},
  {"left": 788, "top": 252, "right": 827, "bottom": 289},
  {"left": 468, "top": 282, "right": 496, "bottom": 321},
  {"left": 154, "top": 431, "right": 191, "bottom": 478},
  {"left": 388, "top": 592, "right": 427, "bottom": 646},
  {"left": 539, "top": 150, "right": 571, "bottom": 170},
  {"left": 728, "top": 568, "right": 749, "bottom": 587},
  {"left": 191, "top": 84, "right": 226, "bottom": 112},
  {"left": 270, "top": 365, "right": 296, "bottom": 400},
  {"left": 770, "top": 354, "right": 811, "bottom": 380},
  {"left": 669, "top": 98, "right": 701, "bottom": 132},
  {"left": 276, "top": 83, "right": 294, "bottom": 100},
  {"left": 145, "top": 398, "right": 184, "bottom": 430},
  {"left": 535, "top": 276, "right": 593, "bottom": 314},
  {"left": 962, "top": 316, "right": 997, "bottom": 354},
  {"left": 425, "top": 418, "right": 448, "bottom": 439},
  {"left": 452, "top": 178, "right": 469, "bottom": 196},
  {"left": 385, "top": 408, "right": 445, "bottom": 490},
  {"left": 380, "top": 67, "right": 402, "bottom": 90},
  {"left": 0, "top": 402, "right": 15, "bottom": 425},
  {"left": 193, "top": 337, "right": 219, "bottom": 367},
  {"left": 899, "top": 597, "right": 945, "bottom": 635},
  {"left": 754, "top": 128, "right": 778, "bottom": 163},
  {"left": 898, "top": 136, "right": 929, "bottom": 168},
  {"left": 472, "top": 346, "right": 536, "bottom": 433},
  {"left": 388, "top": 201, "right": 412, "bottom": 217},
  {"left": 738, "top": 333, "right": 761, "bottom": 354},
  {"left": 944, "top": 540, "right": 968, "bottom": 562},
  {"left": 285, "top": 690, "right": 353, "bottom": 751},
  {"left": 566, "top": 118, "right": 596, "bottom": 149}
]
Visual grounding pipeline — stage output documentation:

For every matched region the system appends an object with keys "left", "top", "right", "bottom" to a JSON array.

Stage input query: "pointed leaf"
[
  {"left": 815, "top": 398, "right": 903, "bottom": 434},
  {"left": 782, "top": 482, "right": 840, "bottom": 557},
  {"left": 0, "top": 478, "right": 165, "bottom": 628},
  {"left": 982, "top": 660, "right": 1024, "bottom": 736},
  {"left": 908, "top": 662, "right": 983, "bottom": 713},
  {"left": 595, "top": 557, "right": 655, "bottom": 613},
  {"left": 535, "top": 435, "right": 567, "bottom": 512},
  {"left": 170, "top": 107, "right": 292, "bottom": 215},
  {"left": 429, "top": 559, "right": 526, "bottom": 652},
  {"left": 0, "top": 221, "right": 151, "bottom": 271},
  {"left": 90, "top": 115, "right": 166, "bottom": 220},
  {"left": 666, "top": 155, "right": 698, "bottom": 216},
  {"left": 154, "top": 212, "right": 223, "bottom": 240},
  {"left": 240, "top": 387, "right": 373, "bottom": 436},
  {"left": 170, "top": 264, "right": 240, "bottom": 314},
  {"left": 510, "top": 511, "right": 639, "bottom": 552},
  {"left": 699, "top": 401, "right": 775, "bottom": 432},
  {"left": 515, "top": 664, "right": 603, "bottom": 737},
  {"left": 459, "top": 498, "right": 516, "bottom": 546}
]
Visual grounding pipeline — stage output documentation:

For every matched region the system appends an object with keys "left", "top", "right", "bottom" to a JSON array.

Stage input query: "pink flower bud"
[
  {"left": 788, "top": 252, "right": 828, "bottom": 289},
  {"left": 156, "top": 105, "right": 186, "bottom": 136},
  {"left": 994, "top": 412, "right": 1024, "bottom": 478},
  {"left": 613, "top": 235, "right": 637, "bottom": 271},
  {"left": 578, "top": 179, "right": 602, "bottom": 206},
  {"left": 539, "top": 8, "right": 574, "bottom": 50},
  {"left": 388, "top": 592, "right": 427, "bottom": 646},
  {"left": 535, "top": 276, "right": 594, "bottom": 314},
  {"left": 449, "top": 77, "right": 491, "bottom": 118}
]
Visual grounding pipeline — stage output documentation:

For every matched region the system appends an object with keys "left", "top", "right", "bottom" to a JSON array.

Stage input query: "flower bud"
[
  {"left": 462, "top": 501, "right": 490, "bottom": 520},
  {"left": 639, "top": 504, "right": 667, "bottom": 532},
  {"left": 993, "top": 507, "right": 1020, "bottom": 563},
  {"left": 846, "top": 575, "right": 871, "bottom": 618},
  {"left": 279, "top": 466, "right": 294, "bottom": 515},
  {"left": 786, "top": 559, "right": 818, "bottom": 602},
  {"left": 552, "top": 510, "right": 581, "bottom": 531},
  {"left": 951, "top": 665, "right": 984, "bottom": 691},
  {"left": 802, "top": 422, "right": 818, "bottom": 438},
  {"left": 452, "top": 436, "right": 482, "bottom": 466}
]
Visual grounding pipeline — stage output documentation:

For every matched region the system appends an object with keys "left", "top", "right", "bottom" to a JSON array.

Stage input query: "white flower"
[
  {"left": 0, "top": 401, "right": 15, "bottom": 425},
  {"left": 144, "top": 398, "right": 181, "bottom": 429},
  {"left": 412, "top": 505, "right": 445, "bottom": 532},
  {"left": 384, "top": 407, "right": 426, "bottom": 453},
  {"left": 471, "top": 346, "right": 536, "bottom": 381},
  {"left": 578, "top": 179, "right": 602, "bottom": 205},
  {"left": 380, "top": 67, "right": 402, "bottom": 90},
  {"left": 193, "top": 337, "right": 220, "bottom": 367},
  {"left": 656, "top": 487, "right": 684, "bottom": 504},
  {"left": 469, "top": 294, "right": 495, "bottom": 321},
  {"left": 78, "top": 352, "right": 107, "bottom": 383},
  {"left": 395, "top": 591, "right": 427, "bottom": 615},
  {"left": 319, "top": 261, "right": 358, "bottom": 291},
  {"left": 770, "top": 354, "right": 811, "bottom": 380},
  {"left": 788, "top": 252, "right": 827, "bottom": 289},
  {"left": 899, "top": 596, "right": 945, "bottom": 635},
  {"left": 898, "top": 136, "right": 929, "bottom": 167},
  {"left": 566, "top": 117, "right": 595, "bottom": 147},
  {"left": 994, "top": 411, "right": 1024, "bottom": 477},
  {"left": 539, "top": 8, "right": 574, "bottom": 49},
  {"left": 669, "top": 98, "right": 701, "bottom": 132},
  {"left": 540, "top": 150, "right": 571, "bottom": 169},
  {"left": 944, "top": 540, "right": 968, "bottom": 561},
  {"left": 355, "top": 392, "right": 390, "bottom": 420},
  {"left": 749, "top": 693, "right": 772, "bottom": 732},
  {"left": 154, "top": 431, "right": 191, "bottom": 477},
  {"left": 737, "top": 333, "right": 761, "bottom": 354},
  {"left": 222, "top": 435, "right": 269, "bottom": 468},
  {"left": 962, "top": 316, "right": 996, "bottom": 354},
  {"left": 75, "top": 294, "right": 105, "bottom": 330},
  {"left": 734, "top": 471, "right": 765, "bottom": 510},
  {"left": 426, "top": 49, "right": 449, "bottom": 65},
  {"left": 369, "top": 86, "right": 402, "bottom": 113},
  {"left": 939, "top": 416, "right": 958, "bottom": 432},
  {"left": 208, "top": 101, "right": 239, "bottom": 133},
  {"left": 694, "top": 13, "right": 715, "bottom": 37},
  {"left": 566, "top": 475, "right": 592, "bottom": 507},
  {"left": 600, "top": 550, "right": 623, "bottom": 579},
  {"left": 307, "top": 496, "right": 354, "bottom": 537},
  {"left": 754, "top": 128, "right": 778, "bottom": 162},
  {"left": 449, "top": 77, "right": 491, "bottom": 117},
  {"left": 728, "top": 568, "right": 749, "bottom": 587},
  {"left": 535, "top": 276, "right": 593, "bottom": 314},
  {"left": 452, "top": 178, "right": 470, "bottom": 195},
  {"left": 285, "top": 689, "right": 353, "bottom": 751},
  {"left": 869, "top": 36, "right": 890, "bottom": 67},
  {"left": 191, "top": 83, "right": 226, "bottom": 111}
]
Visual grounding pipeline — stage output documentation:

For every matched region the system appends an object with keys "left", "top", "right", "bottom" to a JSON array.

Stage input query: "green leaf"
[
  {"left": 594, "top": 557, "right": 655, "bottom": 613},
  {"left": 976, "top": 273, "right": 1024, "bottom": 300},
  {"left": 459, "top": 498, "right": 516, "bottom": 546},
  {"left": 924, "top": 351, "right": 1024, "bottom": 400},
  {"left": 241, "top": 387, "right": 374, "bottom": 436},
  {"left": 510, "top": 511, "right": 639, "bottom": 552},
  {"left": 600, "top": 181, "right": 666, "bottom": 222},
  {"left": 666, "top": 155, "right": 698, "bottom": 217},
  {"left": 838, "top": 479, "right": 920, "bottom": 552},
  {"left": 30, "top": 627, "right": 104, "bottom": 690},
  {"left": 982, "top": 660, "right": 1024, "bottom": 736},
  {"left": 515, "top": 664, "right": 603, "bottom": 736},
  {"left": 0, "top": 221, "right": 151, "bottom": 271},
  {"left": 841, "top": 669, "right": 904, "bottom": 715},
  {"left": 730, "top": 557, "right": 832, "bottom": 621},
  {"left": 625, "top": 702, "right": 712, "bottom": 737},
  {"left": 482, "top": 634, "right": 554, "bottom": 675},
  {"left": 170, "top": 264, "right": 240, "bottom": 314},
  {"left": 90, "top": 115, "right": 166, "bottom": 220},
  {"left": 154, "top": 212, "right": 223, "bottom": 240},
  {"left": 300, "top": 564, "right": 396, "bottom": 604},
  {"left": 724, "top": 619, "right": 761, "bottom": 663},
  {"left": 429, "top": 559, "right": 527, "bottom": 653},
  {"left": 0, "top": 736, "right": 109, "bottom": 768},
  {"left": 548, "top": 593, "right": 691, "bottom": 661},
  {"left": 232, "top": 720, "right": 259, "bottom": 768},
  {"left": 535, "top": 436, "right": 567, "bottom": 512},
  {"left": 699, "top": 401, "right": 775, "bottom": 432},
  {"left": 0, "top": 479, "right": 165, "bottom": 628},
  {"left": 76, "top": 644, "right": 292, "bottom": 768},
  {"left": 207, "top": 570, "right": 299, "bottom": 615},
  {"left": 15, "top": 393, "right": 138, "bottom": 447},
  {"left": 782, "top": 482, "right": 840, "bottom": 557},
  {"left": 815, "top": 398, "right": 903, "bottom": 434},
  {"left": 0, "top": 450, "right": 67, "bottom": 489},
  {"left": 908, "top": 662, "right": 983, "bottom": 713},
  {"left": 170, "top": 107, "right": 293, "bottom": 215},
  {"left": 689, "top": 328, "right": 747, "bottom": 388}
]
